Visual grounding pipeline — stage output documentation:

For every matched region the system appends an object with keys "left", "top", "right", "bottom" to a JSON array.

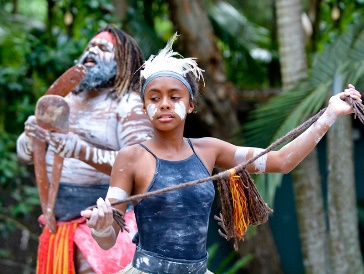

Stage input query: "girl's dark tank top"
[{"left": 134, "top": 139, "right": 215, "bottom": 260}]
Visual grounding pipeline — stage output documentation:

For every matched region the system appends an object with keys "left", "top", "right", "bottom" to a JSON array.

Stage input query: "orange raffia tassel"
[
  {"left": 215, "top": 168, "right": 273, "bottom": 250},
  {"left": 228, "top": 170, "right": 250, "bottom": 240}
]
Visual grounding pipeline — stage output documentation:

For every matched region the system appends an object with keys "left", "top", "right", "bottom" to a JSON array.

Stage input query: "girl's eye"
[
  {"left": 171, "top": 96, "right": 181, "bottom": 100},
  {"left": 150, "top": 97, "right": 159, "bottom": 101}
]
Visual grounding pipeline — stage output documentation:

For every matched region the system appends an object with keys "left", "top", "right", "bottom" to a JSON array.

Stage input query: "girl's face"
[{"left": 143, "top": 76, "right": 194, "bottom": 129}]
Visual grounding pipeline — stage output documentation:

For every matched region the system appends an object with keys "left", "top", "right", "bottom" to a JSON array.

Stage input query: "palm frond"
[
  {"left": 240, "top": 18, "right": 364, "bottom": 204},
  {"left": 207, "top": 1, "right": 270, "bottom": 50}
]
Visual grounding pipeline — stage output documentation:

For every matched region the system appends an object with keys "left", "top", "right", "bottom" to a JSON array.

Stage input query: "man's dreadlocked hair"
[{"left": 95, "top": 26, "right": 144, "bottom": 101}]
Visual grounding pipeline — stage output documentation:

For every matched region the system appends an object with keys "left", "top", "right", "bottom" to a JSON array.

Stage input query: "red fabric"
[
  {"left": 36, "top": 211, "right": 137, "bottom": 274},
  {"left": 74, "top": 210, "right": 137, "bottom": 273}
]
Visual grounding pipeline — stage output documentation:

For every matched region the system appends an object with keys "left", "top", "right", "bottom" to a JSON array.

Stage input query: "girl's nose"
[{"left": 160, "top": 97, "right": 171, "bottom": 110}]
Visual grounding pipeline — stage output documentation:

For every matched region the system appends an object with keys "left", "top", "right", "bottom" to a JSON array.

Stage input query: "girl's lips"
[{"left": 158, "top": 114, "right": 174, "bottom": 122}]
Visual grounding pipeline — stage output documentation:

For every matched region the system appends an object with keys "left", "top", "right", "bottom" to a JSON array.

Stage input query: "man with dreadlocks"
[
  {"left": 80, "top": 33, "right": 362, "bottom": 274},
  {"left": 16, "top": 27, "right": 153, "bottom": 273}
]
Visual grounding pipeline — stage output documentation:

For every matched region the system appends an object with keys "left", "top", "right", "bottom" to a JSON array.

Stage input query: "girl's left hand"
[{"left": 328, "top": 84, "right": 362, "bottom": 117}]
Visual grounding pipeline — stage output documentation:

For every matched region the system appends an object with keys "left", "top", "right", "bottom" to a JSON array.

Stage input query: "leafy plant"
[{"left": 207, "top": 243, "right": 253, "bottom": 274}]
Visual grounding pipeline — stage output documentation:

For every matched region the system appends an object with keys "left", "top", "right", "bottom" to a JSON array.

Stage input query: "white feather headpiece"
[{"left": 140, "top": 33, "right": 204, "bottom": 98}]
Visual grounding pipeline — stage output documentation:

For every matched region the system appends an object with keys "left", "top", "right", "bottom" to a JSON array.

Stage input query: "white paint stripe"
[{"left": 253, "top": 148, "right": 267, "bottom": 173}]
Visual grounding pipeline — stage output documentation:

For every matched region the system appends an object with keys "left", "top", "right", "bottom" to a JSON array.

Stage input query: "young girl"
[{"left": 81, "top": 34, "right": 361, "bottom": 274}]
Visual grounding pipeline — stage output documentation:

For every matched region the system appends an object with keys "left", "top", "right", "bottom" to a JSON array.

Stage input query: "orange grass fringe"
[
  {"left": 215, "top": 169, "right": 273, "bottom": 250},
  {"left": 36, "top": 222, "right": 77, "bottom": 274}
]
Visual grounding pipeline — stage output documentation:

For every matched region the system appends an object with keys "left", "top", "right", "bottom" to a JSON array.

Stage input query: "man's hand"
[
  {"left": 25, "top": 115, "right": 49, "bottom": 141},
  {"left": 47, "top": 131, "right": 79, "bottom": 158}
]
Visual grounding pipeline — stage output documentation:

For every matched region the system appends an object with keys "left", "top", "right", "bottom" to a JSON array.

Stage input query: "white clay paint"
[
  {"left": 147, "top": 104, "right": 157, "bottom": 120},
  {"left": 234, "top": 146, "right": 249, "bottom": 165},
  {"left": 16, "top": 133, "right": 33, "bottom": 161},
  {"left": 87, "top": 37, "right": 115, "bottom": 63},
  {"left": 91, "top": 147, "right": 117, "bottom": 165},
  {"left": 39, "top": 91, "right": 153, "bottom": 184},
  {"left": 253, "top": 148, "right": 267, "bottom": 173},
  {"left": 106, "top": 186, "right": 130, "bottom": 200},
  {"left": 174, "top": 101, "right": 187, "bottom": 120}
]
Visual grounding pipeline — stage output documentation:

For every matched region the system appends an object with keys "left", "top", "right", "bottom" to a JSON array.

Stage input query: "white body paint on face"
[
  {"left": 86, "top": 37, "right": 115, "bottom": 63},
  {"left": 234, "top": 147, "right": 250, "bottom": 165},
  {"left": 147, "top": 104, "right": 158, "bottom": 120},
  {"left": 253, "top": 148, "right": 267, "bottom": 173},
  {"left": 174, "top": 101, "right": 187, "bottom": 120}
]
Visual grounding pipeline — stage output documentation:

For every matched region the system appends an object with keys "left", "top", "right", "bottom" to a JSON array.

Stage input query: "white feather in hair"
[{"left": 140, "top": 33, "right": 204, "bottom": 81}]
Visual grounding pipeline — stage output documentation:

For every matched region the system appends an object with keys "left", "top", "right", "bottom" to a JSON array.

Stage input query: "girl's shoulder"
[
  {"left": 116, "top": 143, "right": 149, "bottom": 163},
  {"left": 189, "top": 137, "right": 228, "bottom": 148}
]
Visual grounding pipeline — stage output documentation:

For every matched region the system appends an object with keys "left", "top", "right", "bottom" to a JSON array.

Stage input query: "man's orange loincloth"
[{"left": 36, "top": 211, "right": 137, "bottom": 274}]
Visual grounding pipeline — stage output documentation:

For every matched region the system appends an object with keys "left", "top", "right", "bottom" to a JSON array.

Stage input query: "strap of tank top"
[
  {"left": 186, "top": 138, "right": 197, "bottom": 154},
  {"left": 139, "top": 143, "right": 157, "bottom": 159}
]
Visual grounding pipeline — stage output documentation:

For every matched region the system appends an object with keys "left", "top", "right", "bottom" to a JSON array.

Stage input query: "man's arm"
[
  {"left": 116, "top": 92, "right": 154, "bottom": 148},
  {"left": 47, "top": 92, "right": 153, "bottom": 175}
]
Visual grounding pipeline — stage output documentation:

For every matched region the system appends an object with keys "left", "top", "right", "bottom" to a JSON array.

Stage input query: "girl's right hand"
[{"left": 81, "top": 198, "right": 114, "bottom": 232}]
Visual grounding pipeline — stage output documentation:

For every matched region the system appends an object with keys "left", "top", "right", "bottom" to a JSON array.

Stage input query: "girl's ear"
[
  {"left": 142, "top": 104, "right": 147, "bottom": 115},
  {"left": 188, "top": 102, "right": 195, "bottom": 114}
]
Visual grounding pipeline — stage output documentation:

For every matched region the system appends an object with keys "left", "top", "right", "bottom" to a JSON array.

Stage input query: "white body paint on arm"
[
  {"left": 234, "top": 147, "right": 267, "bottom": 174},
  {"left": 234, "top": 147, "right": 249, "bottom": 165},
  {"left": 277, "top": 107, "right": 338, "bottom": 173},
  {"left": 106, "top": 186, "right": 130, "bottom": 200},
  {"left": 253, "top": 148, "right": 268, "bottom": 174},
  {"left": 16, "top": 133, "right": 34, "bottom": 162}
]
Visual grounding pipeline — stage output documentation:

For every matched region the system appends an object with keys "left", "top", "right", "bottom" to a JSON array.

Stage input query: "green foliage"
[
  {"left": 207, "top": 243, "right": 254, "bottom": 273},
  {"left": 0, "top": 131, "right": 36, "bottom": 205},
  {"left": 0, "top": 132, "right": 27, "bottom": 185},
  {"left": 318, "top": 0, "right": 364, "bottom": 51},
  {"left": 207, "top": 1, "right": 273, "bottom": 89},
  {"left": 241, "top": 18, "right": 364, "bottom": 205},
  {"left": 0, "top": 131, "right": 39, "bottom": 239}
]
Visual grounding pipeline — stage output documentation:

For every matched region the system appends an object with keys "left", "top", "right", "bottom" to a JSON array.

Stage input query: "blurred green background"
[{"left": 2, "top": 0, "right": 364, "bottom": 273}]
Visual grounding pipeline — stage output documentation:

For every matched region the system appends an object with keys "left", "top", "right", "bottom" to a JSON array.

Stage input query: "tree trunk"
[
  {"left": 237, "top": 223, "right": 283, "bottom": 274},
  {"left": 166, "top": 0, "right": 239, "bottom": 140},
  {"left": 275, "top": 0, "right": 307, "bottom": 90},
  {"left": 292, "top": 151, "right": 328, "bottom": 273},
  {"left": 275, "top": 0, "right": 327, "bottom": 273},
  {"left": 327, "top": 115, "right": 364, "bottom": 274},
  {"left": 113, "top": 0, "right": 129, "bottom": 25}
]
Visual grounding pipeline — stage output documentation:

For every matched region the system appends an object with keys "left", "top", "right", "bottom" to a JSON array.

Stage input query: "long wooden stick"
[{"left": 33, "top": 65, "right": 86, "bottom": 233}]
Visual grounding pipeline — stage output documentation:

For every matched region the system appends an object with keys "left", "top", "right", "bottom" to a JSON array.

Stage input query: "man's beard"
[{"left": 75, "top": 54, "right": 117, "bottom": 92}]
